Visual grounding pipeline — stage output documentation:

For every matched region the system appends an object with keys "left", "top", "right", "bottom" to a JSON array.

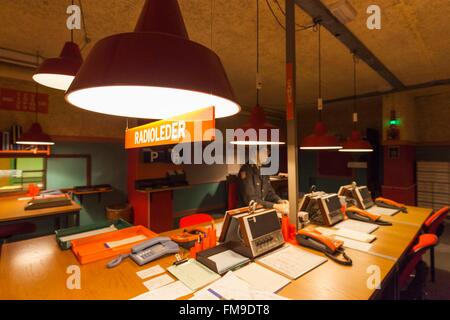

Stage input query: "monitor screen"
[
  {"left": 248, "top": 211, "right": 280, "bottom": 239},
  {"left": 326, "top": 195, "right": 342, "bottom": 212},
  {"left": 359, "top": 187, "right": 372, "bottom": 201}
]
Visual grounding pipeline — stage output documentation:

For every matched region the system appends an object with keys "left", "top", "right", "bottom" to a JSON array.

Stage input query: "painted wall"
[
  {"left": 0, "top": 76, "right": 131, "bottom": 141},
  {"left": 7, "top": 141, "right": 128, "bottom": 241}
]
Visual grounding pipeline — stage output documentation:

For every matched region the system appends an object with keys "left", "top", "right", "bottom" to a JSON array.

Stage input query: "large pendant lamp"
[
  {"left": 18, "top": 59, "right": 54, "bottom": 146},
  {"left": 300, "top": 24, "right": 341, "bottom": 150},
  {"left": 339, "top": 54, "right": 373, "bottom": 153},
  {"left": 65, "top": 0, "right": 240, "bottom": 119},
  {"left": 231, "top": 0, "right": 284, "bottom": 146},
  {"left": 33, "top": 1, "right": 83, "bottom": 91}
]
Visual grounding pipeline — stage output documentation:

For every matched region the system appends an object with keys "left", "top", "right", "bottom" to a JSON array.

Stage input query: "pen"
[{"left": 207, "top": 288, "right": 227, "bottom": 300}]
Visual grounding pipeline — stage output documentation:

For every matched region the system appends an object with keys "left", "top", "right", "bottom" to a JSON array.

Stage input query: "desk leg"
[
  {"left": 75, "top": 212, "right": 80, "bottom": 226},
  {"left": 54, "top": 217, "right": 61, "bottom": 230}
]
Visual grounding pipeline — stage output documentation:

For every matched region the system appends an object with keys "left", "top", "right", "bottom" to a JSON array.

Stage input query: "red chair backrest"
[
  {"left": 424, "top": 207, "right": 449, "bottom": 235},
  {"left": 179, "top": 214, "right": 213, "bottom": 228},
  {"left": 398, "top": 233, "right": 438, "bottom": 289}
]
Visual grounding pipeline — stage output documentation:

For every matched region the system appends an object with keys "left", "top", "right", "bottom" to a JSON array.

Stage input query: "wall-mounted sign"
[
  {"left": 0, "top": 88, "right": 49, "bottom": 113},
  {"left": 125, "top": 107, "right": 215, "bottom": 149}
]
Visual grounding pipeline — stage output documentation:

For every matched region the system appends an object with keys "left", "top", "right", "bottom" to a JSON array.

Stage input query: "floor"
[{"left": 423, "top": 220, "right": 450, "bottom": 299}]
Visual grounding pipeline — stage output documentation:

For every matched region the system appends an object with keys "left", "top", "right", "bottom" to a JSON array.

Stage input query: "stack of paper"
[
  {"left": 168, "top": 259, "right": 221, "bottom": 291},
  {"left": 256, "top": 245, "right": 327, "bottom": 280},
  {"left": 334, "top": 219, "right": 379, "bottom": 234},
  {"left": 234, "top": 263, "right": 290, "bottom": 293},
  {"left": 334, "top": 236, "right": 373, "bottom": 253},
  {"left": 208, "top": 250, "right": 249, "bottom": 274},
  {"left": 316, "top": 227, "right": 376, "bottom": 243},
  {"left": 366, "top": 206, "right": 399, "bottom": 216}
]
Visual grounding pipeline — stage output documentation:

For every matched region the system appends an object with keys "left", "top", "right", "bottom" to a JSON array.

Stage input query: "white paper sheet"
[
  {"left": 334, "top": 219, "right": 379, "bottom": 234},
  {"left": 130, "top": 281, "right": 193, "bottom": 300},
  {"left": 195, "top": 271, "right": 289, "bottom": 300},
  {"left": 168, "top": 259, "right": 221, "bottom": 291},
  {"left": 257, "top": 245, "right": 327, "bottom": 280},
  {"left": 59, "top": 225, "right": 118, "bottom": 242},
  {"left": 316, "top": 227, "right": 376, "bottom": 243},
  {"left": 105, "top": 235, "right": 147, "bottom": 248},
  {"left": 234, "top": 263, "right": 291, "bottom": 293},
  {"left": 366, "top": 205, "right": 399, "bottom": 216},
  {"left": 136, "top": 265, "right": 165, "bottom": 280},
  {"left": 208, "top": 250, "right": 249, "bottom": 274},
  {"left": 143, "top": 274, "right": 174, "bottom": 291},
  {"left": 335, "top": 236, "right": 373, "bottom": 252}
]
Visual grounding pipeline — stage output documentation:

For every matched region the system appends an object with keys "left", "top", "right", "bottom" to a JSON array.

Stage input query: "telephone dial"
[{"left": 296, "top": 228, "right": 352, "bottom": 266}]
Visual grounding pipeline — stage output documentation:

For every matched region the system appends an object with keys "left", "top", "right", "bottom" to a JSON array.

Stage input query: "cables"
[
  {"left": 78, "top": 0, "right": 91, "bottom": 51},
  {"left": 265, "top": 0, "right": 316, "bottom": 32}
]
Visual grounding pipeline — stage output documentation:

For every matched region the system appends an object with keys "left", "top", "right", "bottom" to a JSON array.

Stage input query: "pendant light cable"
[
  {"left": 256, "top": 0, "right": 260, "bottom": 106},
  {"left": 78, "top": 0, "right": 91, "bottom": 51},
  {"left": 35, "top": 51, "right": 40, "bottom": 123},
  {"left": 317, "top": 23, "right": 323, "bottom": 121},
  {"left": 353, "top": 53, "right": 359, "bottom": 130}
]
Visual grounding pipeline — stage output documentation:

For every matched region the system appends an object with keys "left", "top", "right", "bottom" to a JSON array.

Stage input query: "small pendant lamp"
[
  {"left": 33, "top": 1, "right": 83, "bottom": 91},
  {"left": 339, "top": 54, "right": 373, "bottom": 153},
  {"left": 301, "top": 24, "right": 341, "bottom": 150},
  {"left": 18, "top": 55, "right": 54, "bottom": 146},
  {"left": 231, "top": 0, "right": 284, "bottom": 145},
  {"left": 65, "top": 0, "right": 240, "bottom": 119}
]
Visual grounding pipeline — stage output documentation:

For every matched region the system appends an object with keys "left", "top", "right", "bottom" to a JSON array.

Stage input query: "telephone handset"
[
  {"left": 106, "top": 236, "right": 179, "bottom": 268},
  {"left": 375, "top": 197, "right": 408, "bottom": 213},
  {"left": 171, "top": 227, "right": 208, "bottom": 249},
  {"left": 296, "top": 228, "right": 352, "bottom": 266},
  {"left": 346, "top": 206, "right": 392, "bottom": 226}
]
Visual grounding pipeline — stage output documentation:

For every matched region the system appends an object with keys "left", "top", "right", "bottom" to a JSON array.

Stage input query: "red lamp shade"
[
  {"left": 231, "top": 105, "right": 284, "bottom": 145},
  {"left": 339, "top": 130, "right": 373, "bottom": 152},
  {"left": 33, "top": 42, "right": 83, "bottom": 91},
  {"left": 16, "top": 122, "right": 54, "bottom": 146},
  {"left": 65, "top": 0, "right": 240, "bottom": 119},
  {"left": 300, "top": 121, "right": 342, "bottom": 150}
]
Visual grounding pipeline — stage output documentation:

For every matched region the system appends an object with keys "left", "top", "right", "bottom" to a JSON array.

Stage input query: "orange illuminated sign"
[{"left": 125, "top": 107, "right": 215, "bottom": 149}]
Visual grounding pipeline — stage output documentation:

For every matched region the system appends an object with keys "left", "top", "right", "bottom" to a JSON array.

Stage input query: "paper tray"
[
  {"left": 71, "top": 225, "right": 157, "bottom": 264},
  {"left": 55, "top": 219, "right": 133, "bottom": 250},
  {"left": 196, "top": 242, "right": 250, "bottom": 275}
]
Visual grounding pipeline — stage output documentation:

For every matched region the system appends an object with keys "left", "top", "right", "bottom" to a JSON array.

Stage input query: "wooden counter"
[{"left": 0, "top": 195, "right": 81, "bottom": 226}]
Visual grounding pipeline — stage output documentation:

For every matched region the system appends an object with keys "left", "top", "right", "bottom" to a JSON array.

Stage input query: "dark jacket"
[{"left": 238, "top": 164, "right": 281, "bottom": 209}]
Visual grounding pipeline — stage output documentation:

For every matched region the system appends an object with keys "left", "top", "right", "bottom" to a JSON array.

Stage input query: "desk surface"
[
  {"left": 0, "top": 196, "right": 81, "bottom": 223},
  {"left": 365, "top": 206, "right": 431, "bottom": 261},
  {"left": 0, "top": 206, "right": 432, "bottom": 300}
]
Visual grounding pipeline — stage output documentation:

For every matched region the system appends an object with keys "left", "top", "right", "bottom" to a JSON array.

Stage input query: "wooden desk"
[
  {"left": 0, "top": 196, "right": 81, "bottom": 228},
  {"left": 364, "top": 206, "right": 432, "bottom": 260},
  {"left": 0, "top": 206, "right": 432, "bottom": 300}
]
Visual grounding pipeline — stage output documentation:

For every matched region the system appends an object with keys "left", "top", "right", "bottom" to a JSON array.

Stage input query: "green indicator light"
[{"left": 389, "top": 119, "right": 400, "bottom": 125}]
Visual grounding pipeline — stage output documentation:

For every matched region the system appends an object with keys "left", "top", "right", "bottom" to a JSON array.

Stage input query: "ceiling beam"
[
  {"left": 325, "top": 78, "right": 450, "bottom": 104},
  {"left": 294, "top": 0, "right": 405, "bottom": 90}
]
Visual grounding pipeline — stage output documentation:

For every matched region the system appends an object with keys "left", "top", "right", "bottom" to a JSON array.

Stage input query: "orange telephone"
[
  {"left": 346, "top": 206, "right": 392, "bottom": 226},
  {"left": 375, "top": 197, "right": 408, "bottom": 213},
  {"left": 296, "top": 228, "right": 352, "bottom": 266},
  {"left": 170, "top": 227, "right": 208, "bottom": 249}
]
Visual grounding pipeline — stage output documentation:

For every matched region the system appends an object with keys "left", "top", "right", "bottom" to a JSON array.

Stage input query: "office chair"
[
  {"left": 179, "top": 214, "right": 213, "bottom": 228},
  {"left": 422, "top": 206, "right": 449, "bottom": 282},
  {"left": 398, "top": 233, "right": 438, "bottom": 299},
  {"left": 0, "top": 222, "right": 36, "bottom": 256}
]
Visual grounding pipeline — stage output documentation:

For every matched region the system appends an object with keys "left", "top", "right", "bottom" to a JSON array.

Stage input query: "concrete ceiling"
[{"left": 0, "top": 0, "right": 449, "bottom": 112}]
